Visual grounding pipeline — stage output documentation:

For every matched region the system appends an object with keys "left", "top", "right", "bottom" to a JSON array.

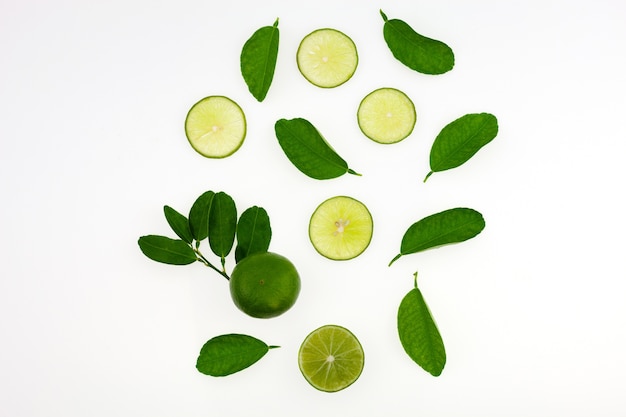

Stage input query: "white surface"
[{"left": 2, "top": 0, "right": 626, "bottom": 415}]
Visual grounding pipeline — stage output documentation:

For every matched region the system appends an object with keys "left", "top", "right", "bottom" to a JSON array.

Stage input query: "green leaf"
[
  {"left": 208, "top": 191, "right": 237, "bottom": 261},
  {"left": 196, "top": 334, "right": 279, "bottom": 377},
  {"left": 241, "top": 18, "right": 280, "bottom": 102},
  {"left": 235, "top": 206, "right": 272, "bottom": 263},
  {"left": 163, "top": 205, "right": 193, "bottom": 244},
  {"left": 390, "top": 208, "right": 485, "bottom": 265},
  {"left": 188, "top": 191, "right": 215, "bottom": 242},
  {"left": 425, "top": 113, "right": 499, "bottom": 182},
  {"left": 380, "top": 9, "right": 454, "bottom": 75},
  {"left": 137, "top": 235, "right": 197, "bottom": 265},
  {"left": 398, "top": 274, "right": 446, "bottom": 376},
  {"left": 274, "top": 117, "right": 360, "bottom": 180}
]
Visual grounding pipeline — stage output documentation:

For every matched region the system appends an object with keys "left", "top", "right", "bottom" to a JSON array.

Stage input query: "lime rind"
[
  {"left": 298, "top": 324, "right": 364, "bottom": 392},
  {"left": 229, "top": 252, "right": 301, "bottom": 319},
  {"left": 297, "top": 28, "right": 358, "bottom": 88},
  {"left": 308, "top": 196, "right": 373, "bottom": 261},
  {"left": 184, "top": 95, "right": 247, "bottom": 158},
  {"left": 357, "top": 87, "right": 416, "bottom": 144}
]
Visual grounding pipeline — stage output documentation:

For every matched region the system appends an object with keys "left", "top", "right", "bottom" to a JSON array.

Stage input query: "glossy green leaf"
[
  {"left": 381, "top": 10, "right": 454, "bottom": 75},
  {"left": 137, "top": 235, "right": 197, "bottom": 265},
  {"left": 235, "top": 206, "right": 272, "bottom": 263},
  {"left": 424, "top": 113, "right": 499, "bottom": 182},
  {"left": 389, "top": 208, "right": 485, "bottom": 265},
  {"left": 274, "top": 117, "right": 360, "bottom": 180},
  {"left": 196, "top": 334, "right": 279, "bottom": 377},
  {"left": 241, "top": 18, "right": 279, "bottom": 102},
  {"left": 188, "top": 191, "right": 215, "bottom": 242},
  {"left": 163, "top": 205, "right": 193, "bottom": 244},
  {"left": 398, "top": 273, "right": 446, "bottom": 376},
  {"left": 208, "top": 191, "right": 237, "bottom": 261}
]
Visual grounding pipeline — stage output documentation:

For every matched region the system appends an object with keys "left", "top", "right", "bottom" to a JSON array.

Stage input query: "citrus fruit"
[
  {"left": 357, "top": 87, "right": 416, "bottom": 144},
  {"left": 296, "top": 28, "right": 358, "bottom": 88},
  {"left": 229, "top": 252, "right": 301, "bottom": 319},
  {"left": 298, "top": 324, "right": 365, "bottom": 392},
  {"left": 308, "top": 196, "right": 373, "bottom": 260},
  {"left": 184, "top": 95, "right": 246, "bottom": 158}
]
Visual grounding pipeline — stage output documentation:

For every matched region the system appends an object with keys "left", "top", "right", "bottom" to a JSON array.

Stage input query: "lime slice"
[
  {"left": 357, "top": 87, "right": 416, "bottom": 144},
  {"left": 308, "top": 196, "right": 373, "bottom": 260},
  {"left": 298, "top": 324, "right": 365, "bottom": 392},
  {"left": 296, "top": 28, "right": 358, "bottom": 88},
  {"left": 184, "top": 95, "right": 246, "bottom": 158}
]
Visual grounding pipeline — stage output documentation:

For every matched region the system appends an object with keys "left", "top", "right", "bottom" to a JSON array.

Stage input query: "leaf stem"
[
  {"left": 268, "top": 345, "right": 281, "bottom": 350},
  {"left": 348, "top": 168, "right": 362, "bottom": 176},
  {"left": 423, "top": 171, "right": 434, "bottom": 183},
  {"left": 195, "top": 248, "right": 230, "bottom": 280},
  {"left": 389, "top": 253, "right": 402, "bottom": 266},
  {"left": 413, "top": 271, "right": 419, "bottom": 288}
]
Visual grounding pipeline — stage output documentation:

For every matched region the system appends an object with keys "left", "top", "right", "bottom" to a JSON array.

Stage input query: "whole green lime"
[{"left": 229, "top": 252, "right": 301, "bottom": 319}]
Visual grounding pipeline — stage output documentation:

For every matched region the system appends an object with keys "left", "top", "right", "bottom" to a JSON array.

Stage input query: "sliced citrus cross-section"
[
  {"left": 357, "top": 87, "right": 416, "bottom": 144},
  {"left": 309, "top": 196, "right": 373, "bottom": 260},
  {"left": 298, "top": 324, "right": 365, "bottom": 392},
  {"left": 296, "top": 28, "right": 358, "bottom": 88},
  {"left": 184, "top": 95, "right": 246, "bottom": 158}
]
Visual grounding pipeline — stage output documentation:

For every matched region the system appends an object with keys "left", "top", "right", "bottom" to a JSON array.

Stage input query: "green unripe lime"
[{"left": 229, "top": 252, "right": 301, "bottom": 319}]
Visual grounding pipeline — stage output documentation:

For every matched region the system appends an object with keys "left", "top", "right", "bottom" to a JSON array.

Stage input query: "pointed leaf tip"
[
  {"left": 208, "top": 191, "right": 237, "bottom": 260},
  {"left": 164, "top": 205, "right": 193, "bottom": 244},
  {"left": 235, "top": 205, "right": 272, "bottom": 263},
  {"left": 138, "top": 235, "right": 197, "bottom": 265},
  {"left": 189, "top": 190, "right": 215, "bottom": 242},
  {"left": 398, "top": 285, "right": 446, "bottom": 376},
  {"left": 196, "top": 334, "right": 273, "bottom": 377},
  {"left": 397, "top": 207, "right": 485, "bottom": 257},
  {"left": 241, "top": 19, "right": 280, "bottom": 101},
  {"left": 428, "top": 113, "right": 499, "bottom": 175},
  {"left": 382, "top": 12, "right": 454, "bottom": 75},
  {"left": 274, "top": 118, "right": 355, "bottom": 180}
]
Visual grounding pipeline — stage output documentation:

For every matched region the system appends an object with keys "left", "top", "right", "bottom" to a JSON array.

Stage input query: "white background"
[{"left": 2, "top": 0, "right": 626, "bottom": 415}]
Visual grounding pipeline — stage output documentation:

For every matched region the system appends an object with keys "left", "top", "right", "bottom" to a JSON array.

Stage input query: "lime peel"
[{"left": 229, "top": 252, "right": 301, "bottom": 319}]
